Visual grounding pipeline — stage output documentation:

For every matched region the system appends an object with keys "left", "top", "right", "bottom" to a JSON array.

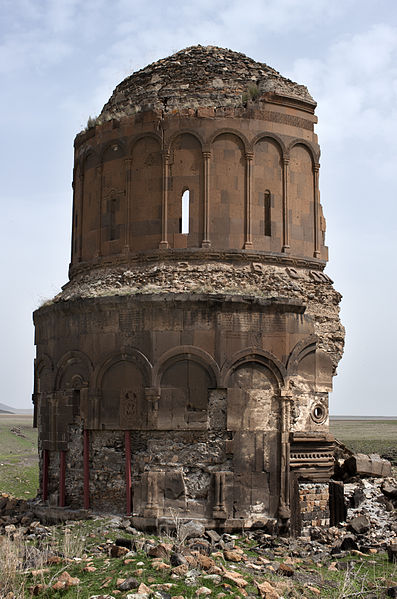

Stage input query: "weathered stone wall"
[
  {"left": 98, "top": 46, "right": 315, "bottom": 122},
  {"left": 65, "top": 424, "right": 84, "bottom": 508},
  {"left": 33, "top": 46, "right": 344, "bottom": 531},
  {"left": 299, "top": 483, "right": 330, "bottom": 528},
  {"left": 55, "top": 260, "right": 343, "bottom": 371},
  {"left": 90, "top": 431, "right": 125, "bottom": 513},
  {"left": 71, "top": 109, "right": 325, "bottom": 270}
]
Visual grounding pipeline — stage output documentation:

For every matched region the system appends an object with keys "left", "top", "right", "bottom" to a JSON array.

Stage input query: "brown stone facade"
[{"left": 33, "top": 46, "right": 344, "bottom": 532}]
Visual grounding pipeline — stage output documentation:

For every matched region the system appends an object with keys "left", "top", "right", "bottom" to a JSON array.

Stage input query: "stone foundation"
[{"left": 299, "top": 483, "right": 330, "bottom": 528}]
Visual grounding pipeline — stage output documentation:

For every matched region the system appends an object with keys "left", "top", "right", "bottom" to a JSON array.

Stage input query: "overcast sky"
[{"left": 1, "top": 0, "right": 396, "bottom": 416}]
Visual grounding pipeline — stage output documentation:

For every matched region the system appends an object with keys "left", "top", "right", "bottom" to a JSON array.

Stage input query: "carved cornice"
[{"left": 68, "top": 248, "right": 326, "bottom": 279}]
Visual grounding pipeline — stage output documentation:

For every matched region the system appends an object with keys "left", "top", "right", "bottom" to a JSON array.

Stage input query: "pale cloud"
[
  {"left": 290, "top": 24, "right": 397, "bottom": 145},
  {"left": 90, "top": 0, "right": 353, "bottom": 118},
  {"left": 0, "top": 32, "right": 72, "bottom": 73}
]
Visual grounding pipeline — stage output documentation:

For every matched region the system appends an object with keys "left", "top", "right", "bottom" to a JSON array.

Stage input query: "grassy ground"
[
  {"left": 330, "top": 419, "right": 397, "bottom": 465},
  {"left": 0, "top": 414, "right": 38, "bottom": 498},
  {"left": 0, "top": 417, "right": 396, "bottom": 597},
  {"left": 1, "top": 517, "right": 396, "bottom": 599}
]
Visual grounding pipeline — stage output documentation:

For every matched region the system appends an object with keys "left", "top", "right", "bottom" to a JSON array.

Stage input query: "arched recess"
[
  {"left": 287, "top": 139, "right": 319, "bottom": 164},
  {"left": 286, "top": 336, "right": 317, "bottom": 375},
  {"left": 101, "top": 142, "right": 126, "bottom": 256},
  {"left": 81, "top": 150, "right": 99, "bottom": 261},
  {"left": 210, "top": 132, "right": 246, "bottom": 249},
  {"left": 253, "top": 137, "right": 283, "bottom": 251},
  {"left": 208, "top": 128, "right": 249, "bottom": 151},
  {"left": 227, "top": 359, "right": 280, "bottom": 432},
  {"left": 53, "top": 351, "right": 93, "bottom": 433},
  {"left": 226, "top": 356, "right": 284, "bottom": 519},
  {"left": 222, "top": 349, "right": 284, "bottom": 433},
  {"left": 288, "top": 143, "right": 315, "bottom": 257},
  {"left": 55, "top": 350, "right": 93, "bottom": 391},
  {"left": 287, "top": 338, "right": 333, "bottom": 392},
  {"left": 35, "top": 354, "right": 54, "bottom": 394},
  {"left": 96, "top": 350, "right": 152, "bottom": 429},
  {"left": 155, "top": 347, "right": 218, "bottom": 430},
  {"left": 221, "top": 348, "right": 286, "bottom": 389},
  {"left": 130, "top": 135, "right": 162, "bottom": 250},
  {"left": 168, "top": 133, "right": 203, "bottom": 248},
  {"left": 154, "top": 346, "right": 219, "bottom": 388},
  {"left": 34, "top": 354, "right": 54, "bottom": 430}
]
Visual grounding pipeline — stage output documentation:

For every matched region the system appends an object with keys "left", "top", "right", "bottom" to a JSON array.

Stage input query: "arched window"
[
  {"left": 264, "top": 190, "right": 271, "bottom": 236},
  {"left": 179, "top": 189, "right": 190, "bottom": 234}
]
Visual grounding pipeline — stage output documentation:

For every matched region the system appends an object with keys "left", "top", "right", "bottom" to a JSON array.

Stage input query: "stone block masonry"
[
  {"left": 299, "top": 483, "right": 330, "bottom": 528},
  {"left": 33, "top": 46, "right": 344, "bottom": 534}
]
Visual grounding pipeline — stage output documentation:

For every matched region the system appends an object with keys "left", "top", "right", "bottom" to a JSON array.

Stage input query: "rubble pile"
[
  {"left": 0, "top": 455, "right": 396, "bottom": 597},
  {"left": 1, "top": 508, "right": 396, "bottom": 599}
]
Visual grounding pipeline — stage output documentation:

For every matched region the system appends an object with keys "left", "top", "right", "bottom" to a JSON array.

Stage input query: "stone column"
[
  {"left": 125, "top": 431, "right": 132, "bottom": 515},
  {"left": 124, "top": 158, "right": 132, "bottom": 253},
  {"left": 244, "top": 152, "right": 254, "bottom": 249},
  {"left": 78, "top": 172, "right": 84, "bottom": 262},
  {"left": 159, "top": 151, "right": 170, "bottom": 248},
  {"left": 70, "top": 174, "right": 76, "bottom": 260},
  {"left": 279, "top": 394, "right": 292, "bottom": 515},
  {"left": 202, "top": 151, "right": 211, "bottom": 248},
  {"left": 313, "top": 163, "right": 320, "bottom": 258},
  {"left": 83, "top": 429, "right": 90, "bottom": 509},
  {"left": 282, "top": 156, "right": 290, "bottom": 253},
  {"left": 144, "top": 471, "right": 159, "bottom": 517},
  {"left": 213, "top": 471, "right": 227, "bottom": 519},
  {"left": 95, "top": 164, "right": 103, "bottom": 257}
]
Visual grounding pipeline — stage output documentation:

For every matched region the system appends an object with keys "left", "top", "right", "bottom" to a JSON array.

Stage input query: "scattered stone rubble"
[{"left": 0, "top": 460, "right": 396, "bottom": 598}]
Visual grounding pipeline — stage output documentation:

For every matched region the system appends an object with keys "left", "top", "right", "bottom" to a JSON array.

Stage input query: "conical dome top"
[{"left": 99, "top": 45, "right": 315, "bottom": 121}]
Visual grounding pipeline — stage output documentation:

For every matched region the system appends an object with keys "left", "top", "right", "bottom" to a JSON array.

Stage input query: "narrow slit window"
[
  {"left": 181, "top": 189, "right": 190, "bottom": 234},
  {"left": 264, "top": 190, "right": 271, "bottom": 236}
]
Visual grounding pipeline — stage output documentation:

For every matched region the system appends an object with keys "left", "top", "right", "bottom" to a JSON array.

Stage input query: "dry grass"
[
  {"left": 0, "top": 534, "right": 27, "bottom": 598},
  {"left": 58, "top": 527, "right": 85, "bottom": 559}
]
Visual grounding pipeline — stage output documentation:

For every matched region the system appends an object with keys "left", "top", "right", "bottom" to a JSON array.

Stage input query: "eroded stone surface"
[
  {"left": 99, "top": 45, "right": 315, "bottom": 122},
  {"left": 33, "top": 46, "right": 344, "bottom": 533}
]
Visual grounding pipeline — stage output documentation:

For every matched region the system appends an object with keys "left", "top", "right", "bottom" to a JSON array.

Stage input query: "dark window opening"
[
  {"left": 72, "top": 389, "right": 80, "bottom": 418},
  {"left": 264, "top": 190, "right": 271, "bottom": 236}
]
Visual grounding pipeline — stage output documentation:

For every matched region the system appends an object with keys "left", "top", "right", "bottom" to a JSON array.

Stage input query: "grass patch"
[
  {"left": 330, "top": 419, "right": 397, "bottom": 465},
  {"left": 0, "top": 517, "right": 396, "bottom": 598},
  {"left": 0, "top": 414, "right": 38, "bottom": 498}
]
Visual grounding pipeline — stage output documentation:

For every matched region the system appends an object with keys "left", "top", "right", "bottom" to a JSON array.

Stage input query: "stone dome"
[
  {"left": 99, "top": 45, "right": 315, "bottom": 121},
  {"left": 33, "top": 46, "right": 344, "bottom": 533}
]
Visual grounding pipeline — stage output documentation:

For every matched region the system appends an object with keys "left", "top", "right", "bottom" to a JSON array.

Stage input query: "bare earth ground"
[{"left": 0, "top": 414, "right": 38, "bottom": 498}]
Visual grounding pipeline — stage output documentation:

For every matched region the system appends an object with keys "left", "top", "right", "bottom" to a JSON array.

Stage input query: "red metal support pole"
[
  {"left": 125, "top": 431, "right": 131, "bottom": 516},
  {"left": 43, "top": 449, "right": 49, "bottom": 501},
  {"left": 59, "top": 450, "right": 66, "bottom": 507},
  {"left": 83, "top": 429, "right": 90, "bottom": 509}
]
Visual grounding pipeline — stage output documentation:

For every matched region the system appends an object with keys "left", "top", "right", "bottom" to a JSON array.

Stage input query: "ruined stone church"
[{"left": 33, "top": 46, "right": 344, "bottom": 533}]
